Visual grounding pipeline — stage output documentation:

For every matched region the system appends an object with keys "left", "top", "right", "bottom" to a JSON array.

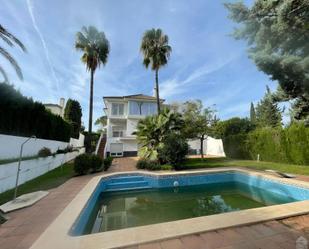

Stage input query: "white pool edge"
[{"left": 30, "top": 168, "right": 309, "bottom": 249}]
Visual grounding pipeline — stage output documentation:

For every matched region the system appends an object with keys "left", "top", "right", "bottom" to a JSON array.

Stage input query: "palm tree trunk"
[
  {"left": 155, "top": 69, "right": 160, "bottom": 114},
  {"left": 200, "top": 134, "right": 204, "bottom": 160},
  {"left": 89, "top": 69, "right": 94, "bottom": 133}
]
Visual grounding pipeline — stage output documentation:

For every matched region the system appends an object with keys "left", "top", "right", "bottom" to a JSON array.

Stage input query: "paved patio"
[{"left": 0, "top": 157, "right": 309, "bottom": 249}]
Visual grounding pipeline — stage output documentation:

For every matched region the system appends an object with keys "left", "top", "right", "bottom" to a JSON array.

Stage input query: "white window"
[
  {"left": 112, "top": 130, "right": 123, "bottom": 137},
  {"left": 110, "top": 143, "right": 123, "bottom": 157},
  {"left": 111, "top": 103, "right": 124, "bottom": 116},
  {"left": 129, "top": 101, "right": 157, "bottom": 116},
  {"left": 112, "top": 126, "right": 124, "bottom": 137}
]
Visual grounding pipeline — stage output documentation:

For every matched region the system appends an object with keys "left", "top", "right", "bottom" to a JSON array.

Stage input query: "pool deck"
[{"left": 1, "top": 157, "right": 309, "bottom": 249}]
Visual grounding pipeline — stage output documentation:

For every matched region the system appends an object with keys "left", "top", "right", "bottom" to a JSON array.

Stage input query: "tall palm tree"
[
  {"left": 0, "top": 24, "right": 26, "bottom": 82},
  {"left": 75, "top": 26, "right": 109, "bottom": 133},
  {"left": 140, "top": 28, "right": 172, "bottom": 113}
]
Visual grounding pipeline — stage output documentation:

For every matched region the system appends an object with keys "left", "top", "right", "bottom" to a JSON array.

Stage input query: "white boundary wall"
[
  {"left": 188, "top": 136, "right": 226, "bottom": 157},
  {"left": 0, "top": 148, "right": 85, "bottom": 193},
  {"left": 0, "top": 134, "right": 85, "bottom": 159}
]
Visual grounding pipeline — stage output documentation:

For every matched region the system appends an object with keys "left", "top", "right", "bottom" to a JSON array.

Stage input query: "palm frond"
[
  {"left": 0, "top": 25, "right": 26, "bottom": 52},
  {"left": 0, "top": 47, "right": 23, "bottom": 80},
  {"left": 75, "top": 26, "right": 110, "bottom": 71},
  {"left": 0, "top": 65, "right": 9, "bottom": 83}
]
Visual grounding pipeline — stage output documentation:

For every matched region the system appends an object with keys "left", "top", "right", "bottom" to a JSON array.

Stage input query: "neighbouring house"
[
  {"left": 102, "top": 94, "right": 164, "bottom": 157},
  {"left": 44, "top": 98, "right": 65, "bottom": 118}
]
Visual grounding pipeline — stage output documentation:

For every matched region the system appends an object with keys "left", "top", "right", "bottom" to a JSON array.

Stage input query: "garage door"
[{"left": 110, "top": 143, "right": 123, "bottom": 157}]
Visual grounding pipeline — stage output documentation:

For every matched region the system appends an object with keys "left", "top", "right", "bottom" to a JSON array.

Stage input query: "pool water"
[{"left": 83, "top": 182, "right": 296, "bottom": 234}]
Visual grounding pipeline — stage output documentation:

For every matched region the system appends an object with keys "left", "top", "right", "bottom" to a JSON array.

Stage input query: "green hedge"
[
  {"left": 0, "top": 83, "right": 72, "bottom": 142},
  {"left": 223, "top": 134, "right": 250, "bottom": 160},
  {"left": 223, "top": 122, "right": 309, "bottom": 165}
]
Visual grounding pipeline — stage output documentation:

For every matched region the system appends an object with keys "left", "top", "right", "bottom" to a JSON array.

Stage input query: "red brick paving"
[{"left": 1, "top": 157, "right": 309, "bottom": 249}]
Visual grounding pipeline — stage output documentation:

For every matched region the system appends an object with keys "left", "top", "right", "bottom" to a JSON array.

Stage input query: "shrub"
[
  {"left": 146, "top": 161, "right": 161, "bottom": 170},
  {"left": 83, "top": 132, "right": 100, "bottom": 153},
  {"left": 103, "top": 156, "right": 113, "bottom": 171},
  {"left": 136, "top": 158, "right": 148, "bottom": 169},
  {"left": 136, "top": 159, "right": 161, "bottom": 170},
  {"left": 158, "top": 133, "right": 189, "bottom": 168},
  {"left": 90, "top": 155, "right": 103, "bottom": 172},
  {"left": 74, "top": 154, "right": 91, "bottom": 175},
  {"left": 56, "top": 146, "right": 74, "bottom": 154},
  {"left": 37, "top": 147, "right": 52, "bottom": 157}
]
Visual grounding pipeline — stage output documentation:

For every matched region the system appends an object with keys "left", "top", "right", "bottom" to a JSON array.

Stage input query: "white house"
[
  {"left": 44, "top": 98, "right": 65, "bottom": 118},
  {"left": 102, "top": 93, "right": 225, "bottom": 158},
  {"left": 103, "top": 94, "right": 164, "bottom": 157}
]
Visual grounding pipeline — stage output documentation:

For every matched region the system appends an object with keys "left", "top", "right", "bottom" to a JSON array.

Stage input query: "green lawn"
[
  {"left": 0, "top": 163, "right": 75, "bottom": 205},
  {"left": 180, "top": 157, "right": 309, "bottom": 175}
]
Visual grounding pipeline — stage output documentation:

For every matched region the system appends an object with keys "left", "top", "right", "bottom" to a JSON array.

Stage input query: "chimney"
[
  {"left": 59, "top": 98, "right": 65, "bottom": 108},
  {"left": 59, "top": 98, "right": 65, "bottom": 117}
]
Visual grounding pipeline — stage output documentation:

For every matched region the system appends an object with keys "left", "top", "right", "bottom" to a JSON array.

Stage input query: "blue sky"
[{"left": 0, "top": 0, "right": 282, "bottom": 129}]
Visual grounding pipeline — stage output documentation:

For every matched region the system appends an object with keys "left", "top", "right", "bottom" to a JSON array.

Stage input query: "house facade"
[{"left": 103, "top": 94, "right": 164, "bottom": 157}]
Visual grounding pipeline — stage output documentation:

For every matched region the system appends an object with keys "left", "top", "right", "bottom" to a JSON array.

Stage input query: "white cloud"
[
  {"left": 26, "top": 0, "right": 60, "bottom": 91},
  {"left": 160, "top": 57, "right": 235, "bottom": 99}
]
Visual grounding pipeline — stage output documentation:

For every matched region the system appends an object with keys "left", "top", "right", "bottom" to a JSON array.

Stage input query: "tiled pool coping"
[{"left": 30, "top": 168, "right": 309, "bottom": 249}]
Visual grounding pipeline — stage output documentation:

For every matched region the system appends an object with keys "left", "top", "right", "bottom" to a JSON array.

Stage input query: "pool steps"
[{"left": 105, "top": 176, "right": 150, "bottom": 191}]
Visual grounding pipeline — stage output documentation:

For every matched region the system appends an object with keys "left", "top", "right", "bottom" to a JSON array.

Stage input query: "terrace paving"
[{"left": 0, "top": 157, "right": 309, "bottom": 249}]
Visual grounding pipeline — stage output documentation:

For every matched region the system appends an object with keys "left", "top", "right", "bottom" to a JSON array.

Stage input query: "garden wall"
[
  {"left": 0, "top": 148, "right": 85, "bottom": 193},
  {"left": 0, "top": 134, "right": 85, "bottom": 159}
]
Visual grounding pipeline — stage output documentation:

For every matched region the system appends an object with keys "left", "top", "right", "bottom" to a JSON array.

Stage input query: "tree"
[
  {"left": 140, "top": 28, "right": 172, "bottom": 113},
  {"left": 256, "top": 86, "right": 282, "bottom": 127},
  {"left": 134, "top": 108, "right": 184, "bottom": 161},
  {"left": 75, "top": 26, "right": 110, "bottom": 133},
  {"left": 94, "top": 115, "right": 107, "bottom": 133},
  {"left": 64, "top": 99, "right": 82, "bottom": 138},
  {"left": 250, "top": 102, "right": 256, "bottom": 124},
  {"left": 225, "top": 0, "right": 309, "bottom": 123},
  {"left": 213, "top": 117, "right": 254, "bottom": 138},
  {"left": 182, "top": 100, "right": 215, "bottom": 159},
  {"left": 0, "top": 24, "right": 26, "bottom": 82}
]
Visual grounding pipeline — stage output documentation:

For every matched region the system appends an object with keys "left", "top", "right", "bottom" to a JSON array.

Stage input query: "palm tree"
[
  {"left": 0, "top": 24, "right": 26, "bottom": 82},
  {"left": 75, "top": 26, "right": 109, "bottom": 133},
  {"left": 134, "top": 108, "right": 183, "bottom": 160},
  {"left": 140, "top": 28, "right": 172, "bottom": 113}
]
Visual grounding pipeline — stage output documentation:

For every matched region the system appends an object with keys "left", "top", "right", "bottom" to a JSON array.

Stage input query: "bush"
[
  {"left": 103, "top": 156, "right": 113, "bottom": 171},
  {"left": 83, "top": 132, "right": 100, "bottom": 153},
  {"left": 74, "top": 154, "right": 92, "bottom": 175},
  {"left": 136, "top": 158, "right": 148, "bottom": 169},
  {"left": 90, "top": 155, "right": 103, "bottom": 172},
  {"left": 0, "top": 83, "right": 72, "bottom": 142},
  {"left": 136, "top": 159, "right": 161, "bottom": 170},
  {"left": 38, "top": 147, "right": 52, "bottom": 157},
  {"left": 158, "top": 133, "right": 189, "bottom": 168}
]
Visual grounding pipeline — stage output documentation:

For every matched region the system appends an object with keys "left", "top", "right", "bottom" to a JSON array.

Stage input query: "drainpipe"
[{"left": 13, "top": 135, "right": 36, "bottom": 201}]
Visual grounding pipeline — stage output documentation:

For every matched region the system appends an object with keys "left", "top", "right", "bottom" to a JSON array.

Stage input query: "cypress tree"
[
  {"left": 250, "top": 102, "right": 256, "bottom": 124},
  {"left": 64, "top": 99, "right": 82, "bottom": 138},
  {"left": 256, "top": 86, "right": 282, "bottom": 127}
]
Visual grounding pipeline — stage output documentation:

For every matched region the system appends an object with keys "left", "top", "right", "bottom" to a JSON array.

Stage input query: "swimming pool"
[
  {"left": 71, "top": 171, "right": 309, "bottom": 236},
  {"left": 31, "top": 169, "right": 309, "bottom": 249}
]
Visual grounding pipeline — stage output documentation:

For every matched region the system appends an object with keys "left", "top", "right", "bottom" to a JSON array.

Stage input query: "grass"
[
  {"left": 0, "top": 163, "right": 75, "bottom": 205},
  {"left": 180, "top": 157, "right": 309, "bottom": 175}
]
